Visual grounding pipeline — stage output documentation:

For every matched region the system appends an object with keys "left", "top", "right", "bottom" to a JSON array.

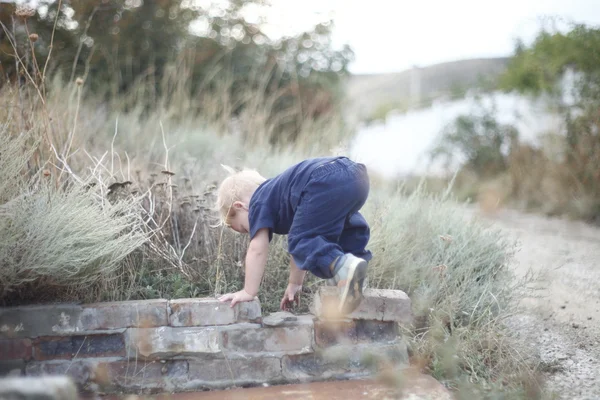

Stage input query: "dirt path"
[{"left": 477, "top": 208, "right": 600, "bottom": 400}]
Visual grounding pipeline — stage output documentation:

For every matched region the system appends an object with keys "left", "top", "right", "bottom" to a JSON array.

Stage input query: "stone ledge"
[
  {"left": 125, "top": 327, "right": 221, "bottom": 360},
  {"left": 0, "top": 298, "right": 261, "bottom": 339},
  {"left": 168, "top": 298, "right": 261, "bottom": 327},
  {"left": 0, "top": 304, "right": 84, "bottom": 338},
  {"left": 219, "top": 317, "right": 314, "bottom": 356},
  {"left": 81, "top": 299, "right": 168, "bottom": 330},
  {"left": 1, "top": 287, "right": 415, "bottom": 394},
  {"left": 312, "top": 287, "right": 413, "bottom": 324}
]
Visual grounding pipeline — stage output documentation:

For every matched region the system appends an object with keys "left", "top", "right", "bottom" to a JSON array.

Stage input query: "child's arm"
[
  {"left": 287, "top": 257, "right": 306, "bottom": 285},
  {"left": 280, "top": 257, "right": 306, "bottom": 310},
  {"left": 218, "top": 228, "right": 270, "bottom": 307},
  {"left": 243, "top": 228, "right": 270, "bottom": 296}
]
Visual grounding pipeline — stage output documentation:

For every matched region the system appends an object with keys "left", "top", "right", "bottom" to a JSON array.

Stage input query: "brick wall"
[{"left": 0, "top": 288, "right": 412, "bottom": 395}]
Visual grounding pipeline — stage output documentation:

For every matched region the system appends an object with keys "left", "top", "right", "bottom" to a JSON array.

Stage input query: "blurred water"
[{"left": 350, "top": 92, "right": 565, "bottom": 178}]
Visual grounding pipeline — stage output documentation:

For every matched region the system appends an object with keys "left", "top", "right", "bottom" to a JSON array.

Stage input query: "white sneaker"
[{"left": 329, "top": 254, "right": 368, "bottom": 314}]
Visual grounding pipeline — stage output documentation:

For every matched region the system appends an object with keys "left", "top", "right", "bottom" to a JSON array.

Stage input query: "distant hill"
[{"left": 343, "top": 57, "right": 510, "bottom": 122}]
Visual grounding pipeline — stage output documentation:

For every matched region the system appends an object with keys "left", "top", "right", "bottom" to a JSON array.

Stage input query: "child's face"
[{"left": 228, "top": 201, "right": 250, "bottom": 234}]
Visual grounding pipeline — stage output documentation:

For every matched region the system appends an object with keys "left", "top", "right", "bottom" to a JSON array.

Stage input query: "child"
[{"left": 216, "top": 156, "right": 372, "bottom": 314}]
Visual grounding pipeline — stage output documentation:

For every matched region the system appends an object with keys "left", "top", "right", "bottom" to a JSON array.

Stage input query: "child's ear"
[{"left": 232, "top": 201, "right": 248, "bottom": 211}]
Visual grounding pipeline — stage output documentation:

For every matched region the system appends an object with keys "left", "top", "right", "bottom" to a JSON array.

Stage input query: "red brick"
[
  {"left": 33, "top": 334, "right": 125, "bottom": 361},
  {"left": 0, "top": 339, "right": 32, "bottom": 360}
]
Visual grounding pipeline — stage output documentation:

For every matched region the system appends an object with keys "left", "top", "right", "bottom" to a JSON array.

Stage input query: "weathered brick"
[
  {"left": 33, "top": 334, "right": 125, "bottom": 361},
  {"left": 282, "top": 351, "right": 370, "bottom": 382},
  {"left": 26, "top": 359, "right": 101, "bottom": 386},
  {"left": 80, "top": 299, "right": 168, "bottom": 330},
  {"left": 381, "top": 290, "right": 413, "bottom": 324},
  {"left": 97, "top": 360, "right": 189, "bottom": 392},
  {"left": 312, "top": 287, "right": 412, "bottom": 324},
  {"left": 220, "top": 318, "right": 313, "bottom": 355},
  {"left": 354, "top": 320, "right": 398, "bottom": 342},
  {"left": 186, "top": 358, "right": 282, "bottom": 390},
  {"left": 0, "top": 304, "right": 83, "bottom": 338},
  {"left": 0, "top": 338, "right": 32, "bottom": 360},
  {"left": 125, "top": 327, "right": 220, "bottom": 359},
  {"left": 283, "top": 341, "right": 409, "bottom": 382},
  {"left": 168, "top": 298, "right": 261, "bottom": 327},
  {"left": 169, "top": 299, "right": 235, "bottom": 327},
  {"left": 236, "top": 299, "right": 261, "bottom": 322},
  {"left": 262, "top": 311, "right": 300, "bottom": 327},
  {"left": 313, "top": 320, "right": 357, "bottom": 347}
]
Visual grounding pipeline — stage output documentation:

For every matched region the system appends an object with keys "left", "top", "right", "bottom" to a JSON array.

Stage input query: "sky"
[
  {"left": 5, "top": 0, "right": 599, "bottom": 74},
  {"left": 262, "top": 0, "right": 600, "bottom": 74}
]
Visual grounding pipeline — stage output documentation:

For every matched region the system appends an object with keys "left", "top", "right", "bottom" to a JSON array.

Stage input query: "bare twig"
[
  {"left": 111, "top": 116, "right": 119, "bottom": 177},
  {"left": 41, "top": 0, "right": 63, "bottom": 98},
  {"left": 70, "top": 6, "right": 98, "bottom": 83},
  {"left": 0, "top": 21, "right": 45, "bottom": 105},
  {"left": 61, "top": 83, "right": 83, "bottom": 178}
]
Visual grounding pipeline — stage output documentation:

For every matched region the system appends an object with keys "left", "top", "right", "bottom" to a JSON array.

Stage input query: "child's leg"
[
  {"left": 338, "top": 212, "right": 372, "bottom": 262},
  {"left": 325, "top": 212, "right": 372, "bottom": 287},
  {"left": 287, "top": 159, "right": 369, "bottom": 280}
]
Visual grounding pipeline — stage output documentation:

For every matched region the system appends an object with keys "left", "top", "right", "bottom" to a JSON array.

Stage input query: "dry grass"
[{"left": 0, "top": 19, "right": 546, "bottom": 397}]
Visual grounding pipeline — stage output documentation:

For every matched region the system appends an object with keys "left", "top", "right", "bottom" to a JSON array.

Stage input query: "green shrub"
[{"left": 430, "top": 100, "right": 519, "bottom": 179}]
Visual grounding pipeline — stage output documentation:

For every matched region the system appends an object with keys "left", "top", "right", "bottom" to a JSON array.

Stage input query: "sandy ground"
[{"left": 476, "top": 207, "right": 600, "bottom": 400}]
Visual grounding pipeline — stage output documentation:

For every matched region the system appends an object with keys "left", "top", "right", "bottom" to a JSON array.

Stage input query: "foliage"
[
  {"left": 493, "top": 23, "right": 600, "bottom": 223},
  {"left": 430, "top": 100, "right": 519, "bottom": 178},
  {"left": 0, "top": 5, "right": 543, "bottom": 396},
  {"left": 0, "top": 0, "right": 354, "bottom": 144},
  {"left": 499, "top": 23, "right": 600, "bottom": 101}
]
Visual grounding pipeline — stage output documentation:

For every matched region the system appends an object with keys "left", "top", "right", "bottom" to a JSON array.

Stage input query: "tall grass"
[
  {"left": 368, "top": 185, "right": 542, "bottom": 397},
  {"left": 0, "top": 33, "right": 546, "bottom": 398}
]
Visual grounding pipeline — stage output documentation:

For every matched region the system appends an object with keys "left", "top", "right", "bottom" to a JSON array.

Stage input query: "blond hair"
[{"left": 216, "top": 165, "right": 266, "bottom": 226}]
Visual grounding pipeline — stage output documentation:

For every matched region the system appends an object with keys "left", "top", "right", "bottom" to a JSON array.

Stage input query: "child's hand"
[
  {"left": 218, "top": 289, "right": 255, "bottom": 307},
  {"left": 280, "top": 283, "right": 302, "bottom": 311}
]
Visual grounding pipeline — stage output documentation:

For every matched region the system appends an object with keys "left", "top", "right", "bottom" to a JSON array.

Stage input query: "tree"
[
  {"left": 1, "top": 0, "right": 354, "bottom": 143},
  {"left": 430, "top": 101, "right": 519, "bottom": 178}
]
